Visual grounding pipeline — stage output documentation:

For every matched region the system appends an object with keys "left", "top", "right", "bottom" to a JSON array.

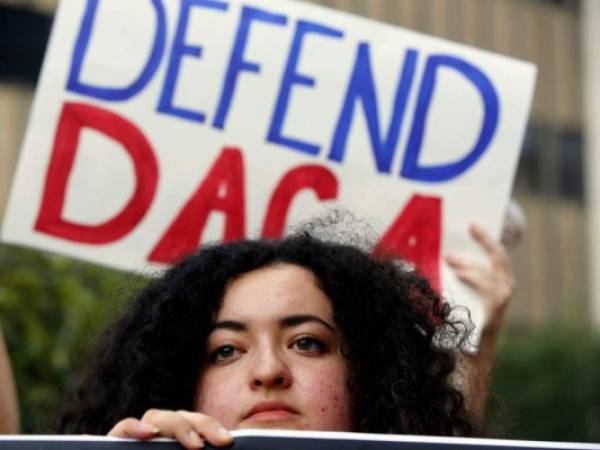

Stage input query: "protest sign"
[
  {"left": 0, "top": 430, "right": 597, "bottom": 450},
  {"left": 1, "top": 0, "right": 536, "bottom": 326}
]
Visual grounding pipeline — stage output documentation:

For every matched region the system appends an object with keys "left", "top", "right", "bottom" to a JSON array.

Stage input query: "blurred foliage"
[
  {"left": 1, "top": 243, "right": 600, "bottom": 442},
  {"left": 488, "top": 326, "right": 600, "bottom": 443},
  {"left": 0, "top": 244, "right": 146, "bottom": 432}
]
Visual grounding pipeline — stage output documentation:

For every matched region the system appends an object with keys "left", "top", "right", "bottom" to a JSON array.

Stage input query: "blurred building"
[{"left": 0, "top": 0, "right": 592, "bottom": 328}]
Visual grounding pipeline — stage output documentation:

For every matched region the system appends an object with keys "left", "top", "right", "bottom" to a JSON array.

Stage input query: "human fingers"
[
  {"left": 449, "top": 264, "right": 488, "bottom": 293},
  {"left": 177, "top": 410, "right": 232, "bottom": 446},
  {"left": 470, "top": 223, "right": 511, "bottom": 271},
  {"left": 108, "top": 417, "right": 160, "bottom": 440},
  {"left": 446, "top": 251, "right": 510, "bottom": 305},
  {"left": 469, "top": 224, "right": 501, "bottom": 256},
  {"left": 140, "top": 409, "right": 232, "bottom": 449},
  {"left": 138, "top": 409, "right": 207, "bottom": 449},
  {"left": 446, "top": 252, "right": 489, "bottom": 284},
  {"left": 445, "top": 251, "right": 474, "bottom": 270},
  {"left": 449, "top": 253, "right": 512, "bottom": 299},
  {"left": 446, "top": 252, "right": 486, "bottom": 289},
  {"left": 470, "top": 224, "right": 514, "bottom": 291}
]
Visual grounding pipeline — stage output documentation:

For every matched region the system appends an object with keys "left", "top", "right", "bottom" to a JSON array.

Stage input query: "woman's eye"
[
  {"left": 211, "top": 345, "right": 240, "bottom": 362},
  {"left": 292, "top": 337, "right": 326, "bottom": 353}
]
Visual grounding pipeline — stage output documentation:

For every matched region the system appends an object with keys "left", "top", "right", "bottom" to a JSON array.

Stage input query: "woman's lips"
[
  {"left": 244, "top": 401, "right": 299, "bottom": 423},
  {"left": 245, "top": 409, "right": 297, "bottom": 422}
]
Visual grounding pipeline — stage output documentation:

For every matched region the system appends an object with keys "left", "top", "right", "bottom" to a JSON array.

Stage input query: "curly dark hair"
[{"left": 58, "top": 231, "right": 475, "bottom": 436}]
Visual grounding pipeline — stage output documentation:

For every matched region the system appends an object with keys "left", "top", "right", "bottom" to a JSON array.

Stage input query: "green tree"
[
  {"left": 0, "top": 244, "right": 145, "bottom": 432},
  {"left": 488, "top": 327, "right": 600, "bottom": 442}
]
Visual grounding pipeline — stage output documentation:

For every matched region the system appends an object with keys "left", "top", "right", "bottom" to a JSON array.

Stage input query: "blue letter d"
[
  {"left": 401, "top": 54, "right": 499, "bottom": 182},
  {"left": 67, "top": 0, "right": 166, "bottom": 101}
]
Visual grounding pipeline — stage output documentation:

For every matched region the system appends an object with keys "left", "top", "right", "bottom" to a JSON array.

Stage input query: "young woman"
[{"left": 59, "top": 224, "right": 512, "bottom": 449}]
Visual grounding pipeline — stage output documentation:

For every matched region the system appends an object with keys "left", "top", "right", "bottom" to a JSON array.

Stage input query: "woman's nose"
[{"left": 249, "top": 348, "right": 292, "bottom": 389}]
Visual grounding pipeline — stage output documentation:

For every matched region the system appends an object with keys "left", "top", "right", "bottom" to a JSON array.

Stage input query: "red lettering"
[
  {"left": 148, "top": 147, "right": 245, "bottom": 264},
  {"left": 262, "top": 165, "right": 338, "bottom": 239},
  {"left": 34, "top": 102, "right": 158, "bottom": 244},
  {"left": 374, "top": 194, "right": 442, "bottom": 291}
]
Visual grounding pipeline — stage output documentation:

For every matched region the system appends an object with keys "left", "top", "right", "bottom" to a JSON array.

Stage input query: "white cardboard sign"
[
  {"left": 0, "top": 430, "right": 597, "bottom": 450},
  {"left": 1, "top": 0, "right": 536, "bottom": 326}
]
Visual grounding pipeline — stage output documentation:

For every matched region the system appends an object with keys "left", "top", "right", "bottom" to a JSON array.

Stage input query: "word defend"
[{"left": 2, "top": 0, "right": 536, "bottom": 321}]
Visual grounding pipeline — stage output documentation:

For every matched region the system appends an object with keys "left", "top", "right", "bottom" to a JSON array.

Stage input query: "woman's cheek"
[
  {"left": 196, "top": 374, "right": 239, "bottom": 429},
  {"left": 301, "top": 366, "right": 353, "bottom": 431}
]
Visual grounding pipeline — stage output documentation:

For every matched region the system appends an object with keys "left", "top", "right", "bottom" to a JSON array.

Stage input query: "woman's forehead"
[{"left": 215, "top": 263, "right": 334, "bottom": 322}]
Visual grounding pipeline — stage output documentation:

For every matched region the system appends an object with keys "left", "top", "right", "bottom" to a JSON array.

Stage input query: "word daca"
[
  {"left": 34, "top": 102, "right": 443, "bottom": 289},
  {"left": 69, "top": 0, "right": 500, "bottom": 182}
]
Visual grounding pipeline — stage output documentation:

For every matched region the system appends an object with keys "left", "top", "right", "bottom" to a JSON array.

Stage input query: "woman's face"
[{"left": 195, "top": 263, "right": 352, "bottom": 431}]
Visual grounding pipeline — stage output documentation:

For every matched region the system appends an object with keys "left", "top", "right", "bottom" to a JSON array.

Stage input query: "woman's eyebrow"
[
  {"left": 280, "top": 314, "right": 335, "bottom": 331},
  {"left": 211, "top": 320, "right": 246, "bottom": 331}
]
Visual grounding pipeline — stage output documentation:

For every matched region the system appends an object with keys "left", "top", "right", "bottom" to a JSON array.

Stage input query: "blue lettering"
[
  {"left": 401, "top": 54, "right": 500, "bottom": 182},
  {"left": 213, "top": 6, "right": 287, "bottom": 130},
  {"left": 67, "top": 0, "right": 166, "bottom": 101},
  {"left": 157, "top": 0, "right": 228, "bottom": 122},
  {"left": 267, "top": 20, "right": 343, "bottom": 156},
  {"left": 329, "top": 44, "right": 417, "bottom": 174}
]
